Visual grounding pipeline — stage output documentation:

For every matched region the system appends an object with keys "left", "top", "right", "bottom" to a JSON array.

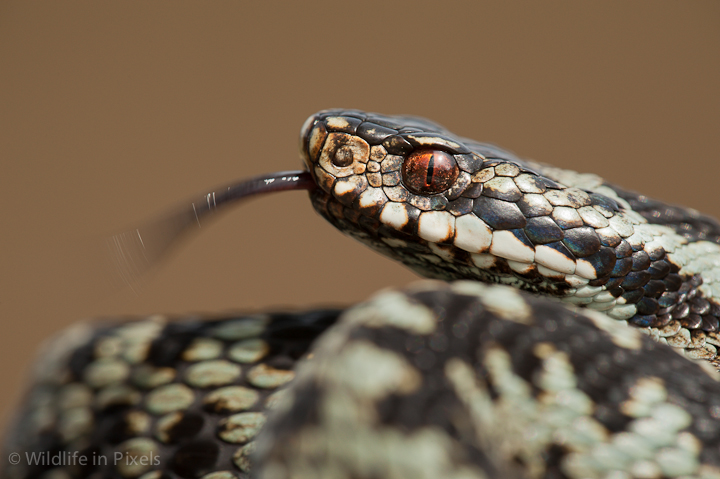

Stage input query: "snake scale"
[{"left": 4, "top": 109, "right": 720, "bottom": 479}]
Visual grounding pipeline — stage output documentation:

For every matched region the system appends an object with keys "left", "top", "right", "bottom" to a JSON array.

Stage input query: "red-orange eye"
[{"left": 402, "top": 150, "right": 459, "bottom": 195}]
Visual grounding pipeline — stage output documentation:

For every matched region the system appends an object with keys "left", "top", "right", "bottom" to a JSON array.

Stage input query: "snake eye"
[
  {"left": 402, "top": 150, "right": 459, "bottom": 195},
  {"left": 332, "top": 145, "right": 355, "bottom": 167}
]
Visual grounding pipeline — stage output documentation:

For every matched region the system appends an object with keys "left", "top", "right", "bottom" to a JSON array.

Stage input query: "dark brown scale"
[
  {"left": 647, "top": 247, "right": 666, "bottom": 261},
  {"left": 664, "top": 274, "right": 683, "bottom": 292},
  {"left": 524, "top": 216, "right": 564, "bottom": 245},
  {"left": 643, "top": 280, "right": 666, "bottom": 298},
  {"left": 582, "top": 247, "right": 617, "bottom": 278},
  {"left": 429, "top": 196, "right": 449, "bottom": 211},
  {"left": 510, "top": 228, "right": 536, "bottom": 250},
  {"left": 454, "top": 153, "right": 483, "bottom": 173},
  {"left": 603, "top": 277, "right": 624, "bottom": 290},
  {"left": 589, "top": 193, "right": 621, "bottom": 212},
  {"left": 620, "top": 271, "right": 651, "bottom": 291},
  {"left": 653, "top": 314, "right": 673, "bottom": 328},
  {"left": 636, "top": 297, "right": 659, "bottom": 315},
  {"left": 356, "top": 121, "right": 397, "bottom": 144},
  {"left": 588, "top": 276, "right": 611, "bottom": 287},
  {"left": 678, "top": 282, "right": 694, "bottom": 295},
  {"left": 608, "top": 285, "right": 624, "bottom": 297},
  {"left": 658, "top": 291, "right": 680, "bottom": 307},
  {"left": 691, "top": 297, "right": 712, "bottom": 315},
  {"left": 681, "top": 314, "right": 703, "bottom": 330},
  {"left": 672, "top": 302, "right": 690, "bottom": 320},
  {"left": 629, "top": 241, "right": 645, "bottom": 252},
  {"left": 473, "top": 196, "right": 527, "bottom": 230},
  {"left": 343, "top": 205, "right": 365, "bottom": 225},
  {"left": 460, "top": 182, "right": 483, "bottom": 198},
  {"left": 629, "top": 314, "right": 656, "bottom": 327},
  {"left": 402, "top": 150, "right": 459, "bottom": 195},
  {"left": 401, "top": 205, "right": 422, "bottom": 235},
  {"left": 363, "top": 116, "right": 400, "bottom": 129},
  {"left": 622, "top": 289, "right": 645, "bottom": 304},
  {"left": 610, "top": 258, "right": 633, "bottom": 278},
  {"left": 596, "top": 228, "right": 622, "bottom": 247},
  {"left": 446, "top": 197, "right": 474, "bottom": 215},
  {"left": 340, "top": 110, "right": 368, "bottom": 121},
  {"left": 702, "top": 315, "right": 720, "bottom": 332},
  {"left": 631, "top": 251, "right": 651, "bottom": 271},
  {"left": 648, "top": 260, "right": 671, "bottom": 279},
  {"left": 383, "top": 135, "right": 413, "bottom": 155},
  {"left": 562, "top": 227, "right": 602, "bottom": 257},
  {"left": 615, "top": 240, "right": 633, "bottom": 258},
  {"left": 327, "top": 199, "right": 345, "bottom": 220}
]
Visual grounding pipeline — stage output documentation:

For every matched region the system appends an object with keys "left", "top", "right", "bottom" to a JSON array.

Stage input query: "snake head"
[
  {"left": 299, "top": 109, "right": 492, "bottom": 239},
  {"left": 298, "top": 109, "right": 668, "bottom": 306},
  {"left": 301, "top": 109, "right": 480, "bottom": 209},
  {"left": 299, "top": 110, "right": 564, "bottom": 283}
]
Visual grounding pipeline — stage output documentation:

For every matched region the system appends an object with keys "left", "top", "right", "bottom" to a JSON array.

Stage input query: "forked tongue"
[{"left": 107, "top": 170, "right": 315, "bottom": 289}]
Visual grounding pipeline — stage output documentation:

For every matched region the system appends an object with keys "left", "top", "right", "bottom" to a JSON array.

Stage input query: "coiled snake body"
[{"left": 4, "top": 110, "right": 720, "bottom": 479}]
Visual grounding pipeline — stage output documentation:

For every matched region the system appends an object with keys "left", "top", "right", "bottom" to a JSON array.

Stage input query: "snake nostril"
[{"left": 332, "top": 145, "right": 354, "bottom": 167}]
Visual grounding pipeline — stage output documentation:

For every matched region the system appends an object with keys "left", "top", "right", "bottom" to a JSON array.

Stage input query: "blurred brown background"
[{"left": 0, "top": 1, "right": 718, "bottom": 431}]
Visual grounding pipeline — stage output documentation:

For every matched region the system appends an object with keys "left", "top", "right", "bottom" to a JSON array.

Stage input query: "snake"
[{"left": 4, "top": 109, "right": 720, "bottom": 479}]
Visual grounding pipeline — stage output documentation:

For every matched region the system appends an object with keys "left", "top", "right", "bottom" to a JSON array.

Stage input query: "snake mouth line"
[{"left": 107, "top": 170, "right": 316, "bottom": 288}]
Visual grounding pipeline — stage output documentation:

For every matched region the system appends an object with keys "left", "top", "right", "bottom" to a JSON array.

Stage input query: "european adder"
[{"left": 4, "top": 109, "right": 720, "bottom": 479}]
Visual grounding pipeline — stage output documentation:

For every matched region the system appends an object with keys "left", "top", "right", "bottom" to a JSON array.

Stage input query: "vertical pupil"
[{"left": 426, "top": 154, "right": 435, "bottom": 185}]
